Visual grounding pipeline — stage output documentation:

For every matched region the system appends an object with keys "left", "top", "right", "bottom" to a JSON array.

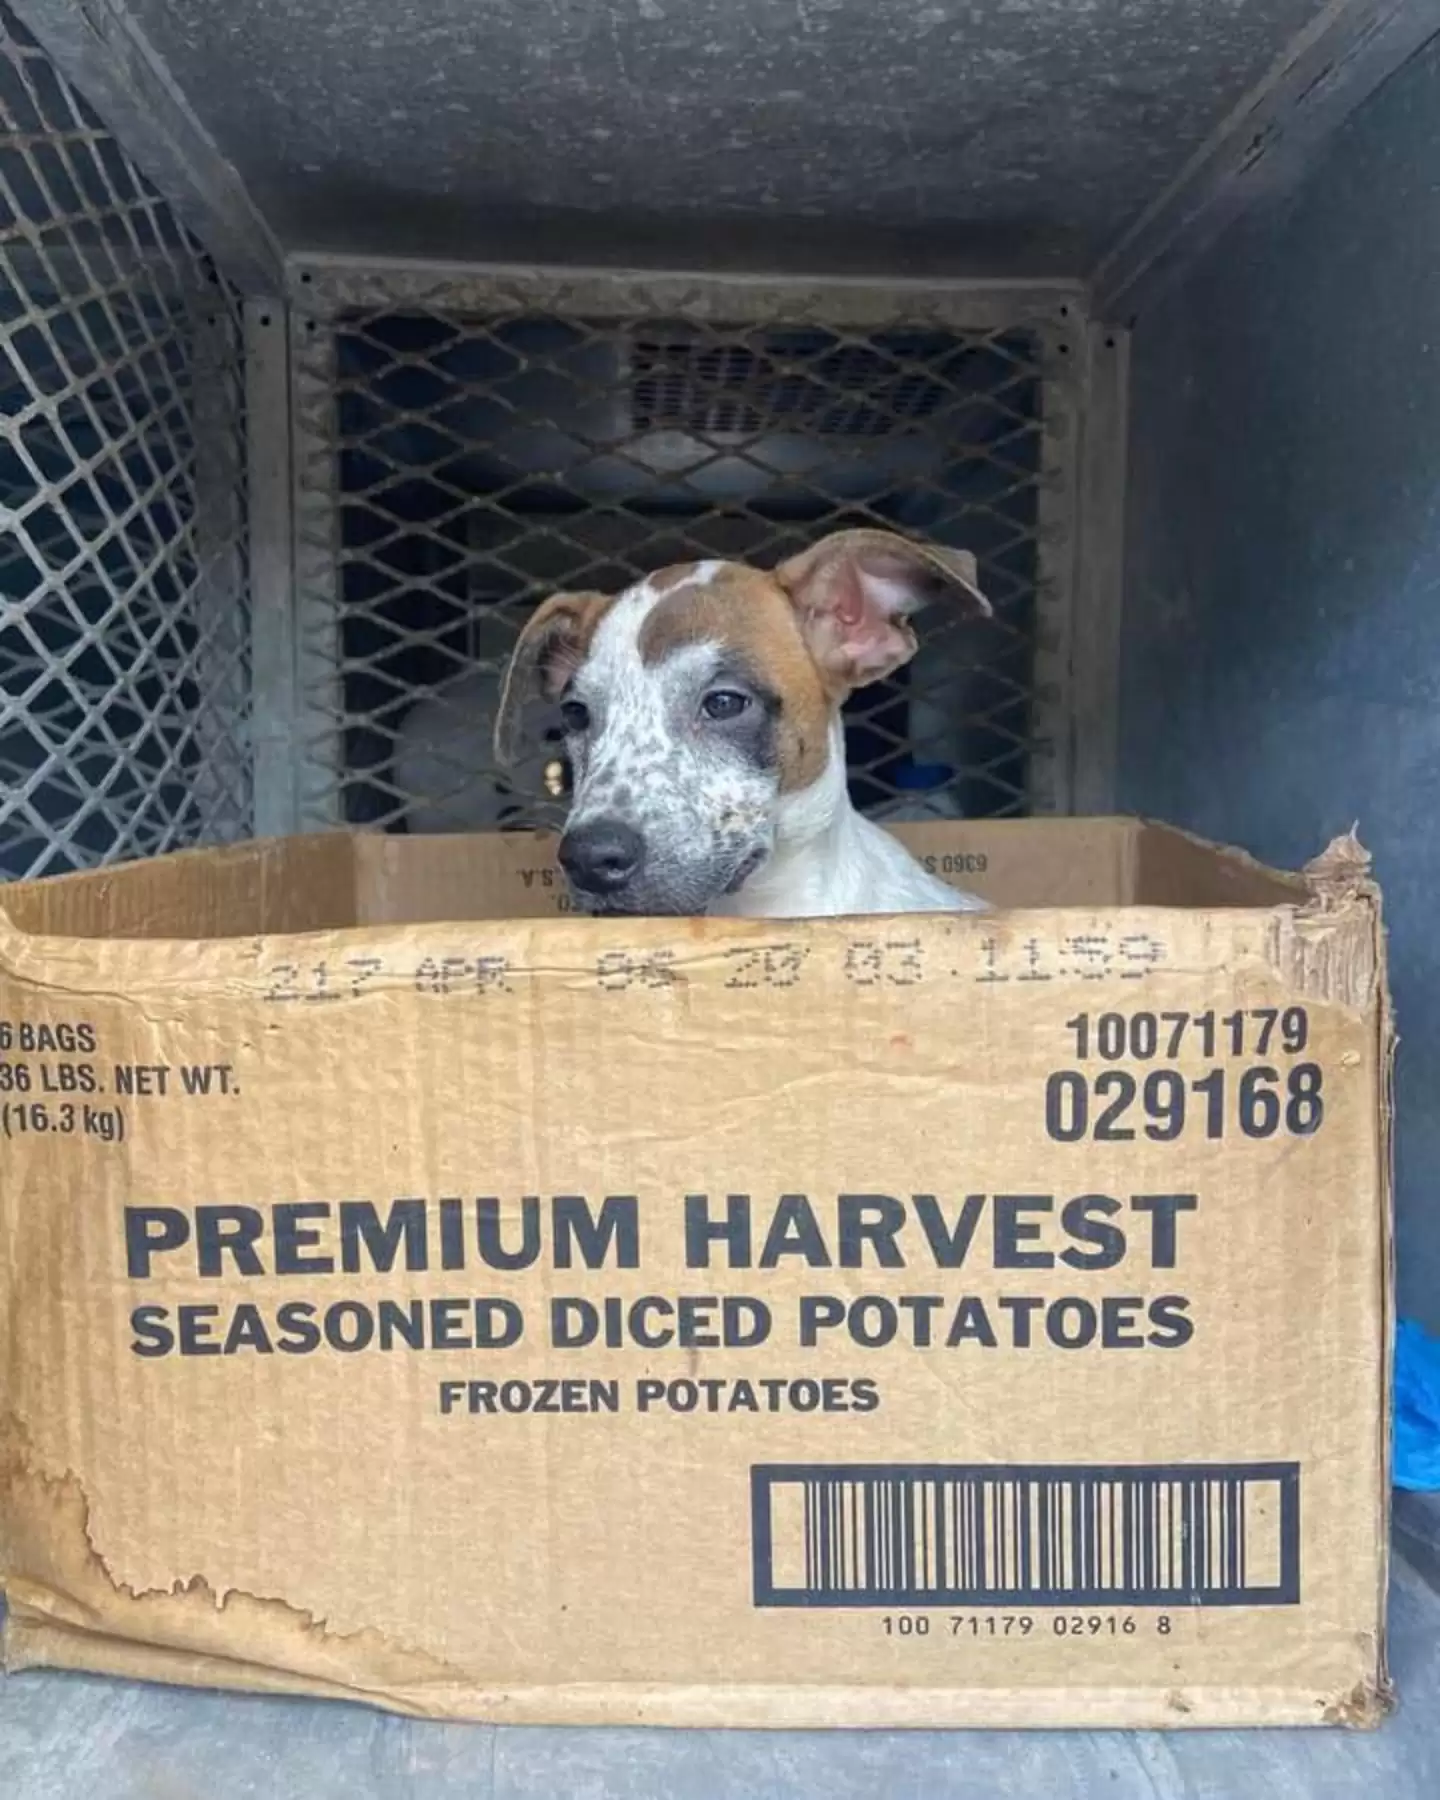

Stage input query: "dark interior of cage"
[{"left": 334, "top": 312, "right": 1041, "bottom": 833}]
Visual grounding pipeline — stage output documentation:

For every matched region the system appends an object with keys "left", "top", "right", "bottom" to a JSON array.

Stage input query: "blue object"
[
  {"left": 1394, "top": 1316, "right": 1440, "bottom": 1490},
  {"left": 893, "top": 759, "right": 954, "bottom": 790}
]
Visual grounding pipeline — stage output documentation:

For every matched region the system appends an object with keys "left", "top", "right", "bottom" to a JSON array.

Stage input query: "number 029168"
[{"left": 1045, "top": 1063, "right": 1325, "bottom": 1144}]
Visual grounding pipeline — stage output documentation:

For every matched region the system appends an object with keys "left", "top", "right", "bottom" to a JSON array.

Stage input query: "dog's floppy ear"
[
  {"left": 493, "top": 591, "right": 609, "bottom": 765},
  {"left": 774, "top": 529, "right": 991, "bottom": 692}
]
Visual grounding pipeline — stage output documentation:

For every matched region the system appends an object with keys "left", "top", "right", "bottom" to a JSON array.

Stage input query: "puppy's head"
[{"left": 494, "top": 530, "right": 990, "bottom": 915}]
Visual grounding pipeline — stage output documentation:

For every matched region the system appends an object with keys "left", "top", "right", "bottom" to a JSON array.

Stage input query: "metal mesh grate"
[
  {"left": 629, "top": 332, "right": 951, "bottom": 439},
  {"left": 290, "top": 271, "right": 1071, "bottom": 836},
  {"left": 0, "top": 5, "right": 248, "bottom": 880}
]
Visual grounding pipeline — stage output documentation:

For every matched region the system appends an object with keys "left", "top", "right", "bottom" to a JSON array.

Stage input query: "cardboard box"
[{"left": 0, "top": 818, "right": 1393, "bottom": 1728}]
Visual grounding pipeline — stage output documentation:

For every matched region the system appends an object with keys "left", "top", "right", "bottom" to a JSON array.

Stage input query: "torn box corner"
[
  {"left": 1302, "top": 830, "right": 1375, "bottom": 909},
  {"left": 1320, "top": 1671, "right": 1395, "bottom": 1729}
]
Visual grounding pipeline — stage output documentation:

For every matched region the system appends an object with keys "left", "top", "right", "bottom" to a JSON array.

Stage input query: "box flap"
[
  {"left": 0, "top": 835, "right": 359, "bottom": 940},
  {"left": 1134, "top": 820, "right": 1309, "bottom": 908}
]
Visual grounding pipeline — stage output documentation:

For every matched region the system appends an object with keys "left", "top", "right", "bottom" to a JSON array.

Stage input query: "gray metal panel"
[
  {"left": 1094, "top": 0, "right": 1440, "bottom": 322},
  {"left": 1029, "top": 309, "right": 1083, "bottom": 813},
  {"left": 244, "top": 300, "right": 301, "bottom": 838},
  {"left": 13, "top": 2, "right": 1440, "bottom": 321},
  {"left": 8, "top": 0, "right": 281, "bottom": 292},
  {"left": 1070, "top": 323, "right": 1130, "bottom": 813},
  {"left": 106, "top": 0, "right": 1327, "bottom": 277},
  {"left": 1118, "top": 28, "right": 1440, "bottom": 1331},
  {"left": 2, "top": 1549, "right": 1438, "bottom": 1796}
]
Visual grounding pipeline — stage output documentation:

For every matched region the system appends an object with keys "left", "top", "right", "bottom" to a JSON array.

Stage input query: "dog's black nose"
[{"left": 558, "top": 818, "right": 644, "bottom": 895}]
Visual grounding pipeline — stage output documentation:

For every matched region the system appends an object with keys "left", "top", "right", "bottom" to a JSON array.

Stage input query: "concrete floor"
[{"left": 2, "top": 1499, "right": 1438, "bottom": 1800}]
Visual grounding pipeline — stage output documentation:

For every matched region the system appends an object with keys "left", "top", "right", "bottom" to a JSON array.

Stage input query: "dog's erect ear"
[
  {"left": 774, "top": 529, "right": 991, "bottom": 692},
  {"left": 494, "top": 591, "right": 608, "bottom": 765}
]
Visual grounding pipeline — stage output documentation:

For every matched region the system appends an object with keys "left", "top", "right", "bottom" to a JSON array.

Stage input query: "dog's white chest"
[{"left": 713, "top": 808, "right": 987, "bottom": 919}]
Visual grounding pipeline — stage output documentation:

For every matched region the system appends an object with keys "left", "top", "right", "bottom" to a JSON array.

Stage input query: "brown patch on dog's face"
[
  {"left": 643, "top": 563, "right": 701, "bottom": 596},
  {"left": 637, "top": 563, "right": 833, "bottom": 793}
]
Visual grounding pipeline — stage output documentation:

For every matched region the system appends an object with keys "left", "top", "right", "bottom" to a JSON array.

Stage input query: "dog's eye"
[
  {"left": 559, "top": 699, "right": 591, "bottom": 734},
  {"left": 701, "top": 689, "right": 750, "bottom": 722}
]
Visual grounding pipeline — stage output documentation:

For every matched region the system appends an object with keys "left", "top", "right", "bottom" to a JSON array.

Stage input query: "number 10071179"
[{"left": 1064, "top": 1008, "right": 1309, "bottom": 1061}]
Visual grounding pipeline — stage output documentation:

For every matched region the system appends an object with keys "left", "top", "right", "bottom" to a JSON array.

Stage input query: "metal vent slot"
[{"left": 630, "top": 330, "right": 952, "bottom": 439}]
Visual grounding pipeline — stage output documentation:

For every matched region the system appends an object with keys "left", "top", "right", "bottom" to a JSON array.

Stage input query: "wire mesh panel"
[
  {"left": 0, "top": 4, "right": 248, "bottom": 880},
  {"left": 289, "top": 266, "right": 1078, "bottom": 836}
]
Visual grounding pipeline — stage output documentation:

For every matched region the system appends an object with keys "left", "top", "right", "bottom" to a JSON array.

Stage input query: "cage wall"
[
  {"left": 2, "top": 7, "right": 1111, "bottom": 891},
  {"left": 0, "top": 3, "right": 249, "bottom": 881},
  {"left": 269, "top": 263, "right": 1093, "bottom": 842},
  {"left": 1118, "top": 33, "right": 1440, "bottom": 1332},
  {"left": 4, "top": 0, "right": 1106, "bottom": 890}
]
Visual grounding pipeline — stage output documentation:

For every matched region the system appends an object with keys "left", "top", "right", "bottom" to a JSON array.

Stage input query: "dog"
[{"left": 494, "top": 528, "right": 993, "bottom": 918}]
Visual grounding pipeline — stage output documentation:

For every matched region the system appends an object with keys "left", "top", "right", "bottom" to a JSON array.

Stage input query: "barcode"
[{"left": 751, "top": 1462, "right": 1299, "bottom": 1608}]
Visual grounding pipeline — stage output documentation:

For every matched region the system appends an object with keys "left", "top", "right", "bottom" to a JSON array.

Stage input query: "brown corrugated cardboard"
[{"left": 0, "top": 818, "right": 1393, "bottom": 1728}]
